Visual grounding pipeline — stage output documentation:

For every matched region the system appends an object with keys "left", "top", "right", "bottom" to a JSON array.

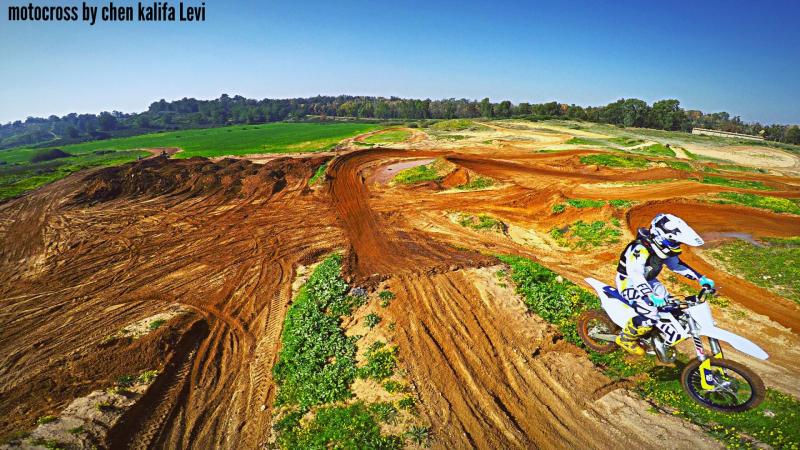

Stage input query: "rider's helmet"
[{"left": 647, "top": 213, "right": 704, "bottom": 258}]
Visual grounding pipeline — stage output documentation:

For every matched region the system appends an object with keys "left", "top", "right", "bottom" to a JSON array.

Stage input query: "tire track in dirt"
[
  {"left": 328, "top": 149, "right": 493, "bottom": 280},
  {"left": 0, "top": 157, "right": 346, "bottom": 448},
  {"left": 383, "top": 270, "right": 660, "bottom": 449}
]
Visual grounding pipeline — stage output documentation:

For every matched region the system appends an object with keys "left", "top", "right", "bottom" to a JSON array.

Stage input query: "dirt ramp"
[{"left": 329, "top": 149, "right": 492, "bottom": 281}]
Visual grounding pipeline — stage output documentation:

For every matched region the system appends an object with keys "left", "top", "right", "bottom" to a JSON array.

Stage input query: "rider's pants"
[{"left": 615, "top": 275, "right": 669, "bottom": 329}]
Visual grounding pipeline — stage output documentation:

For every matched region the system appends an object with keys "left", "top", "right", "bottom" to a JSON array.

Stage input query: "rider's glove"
[
  {"left": 699, "top": 276, "right": 715, "bottom": 289},
  {"left": 648, "top": 293, "right": 667, "bottom": 307}
]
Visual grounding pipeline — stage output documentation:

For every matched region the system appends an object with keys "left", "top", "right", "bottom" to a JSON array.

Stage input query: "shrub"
[
  {"left": 551, "top": 203, "right": 566, "bottom": 214},
  {"left": 365, "top": 313, "right": 381, "bottom": 329},
  {"left": 405, "top": 425, "right": 432, "bottom": 447},
  {"left": 383, "top": 380, "right": 407, "bottom": 393},
  {"left": 148, "top": 319, "right": 166, "bottom": 331},
  {"left": 397, "top": 396, "right": 416, "bottom": 411},
  {"left": 30, "top": 148, "right": 71, "bottom": 163},
  {"left": 358, "top": 341, "right": 397, "bottom": 381},
  {"left": 609, "top": 199, "right": 633, "bottom": 209},
  {"left": 369, "top": 402, "right": 398, "bottom": 424},
  {"left": 36, "top": 415, "right": 57, "bottom": 425},
  {"left": 456, "top": 177, "right": 494, "bottom": 190}
]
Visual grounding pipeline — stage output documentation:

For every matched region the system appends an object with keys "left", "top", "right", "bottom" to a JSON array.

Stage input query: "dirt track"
[{"left": 1, "top": 142, "right": 799, "bottom": 448}]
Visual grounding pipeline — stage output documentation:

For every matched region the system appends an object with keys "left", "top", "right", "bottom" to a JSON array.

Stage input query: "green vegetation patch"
[
  {"left": 566, "top": 198, "right": 606, "bottom": 208},
  {"left": 456, "top": 213, "right": 506, "bottom": 232},
  {"left": 608, "top": 137, "right": 644, "bottom": 147},
  {"left": 716, "top": 192, "right": 800, "bottom": 215},
  {"left": 716, "top": 164, "right": 767, "bottom": 174},
  {"left": 579, "top": 154, "right": 649, "bottom": 169},
  {"left": 550, "top": 220, "right": 622, "bottom": 248},
  {"left": 707, "top": 238, "right": 800, "bottom": 304},
  {"left": 637, "top": 143, "right": 676, "bottom": 157},
  {"left": 357, "top": 341, "right": 397, "bottom": 381},
  {"left": 309, "top": 161, "right": 328, "bottom": 186},
  {"left": 666, "top": 161, "right": 693, "bottom": 171},
  {"left": 362, "top": 130, "right": 412, "bottom": 144},
  {"left": 456, "top": 176, "right": 494, "bottom": 190},
  {"left": 0, "top": 149, "right": 148, "bottom": 200},
  {"left": 148, "top": 319, "right": 166, "bottom": 331},
  {"left": 393, "top": 158, "right": 451, "bottom": 184},
  {"left": 429, "top": 119, "right": 486, "bottom": 131},
  {"left": 497, "top": 255, "right": 598, "bottom": 335},
  {"left": 272, "top": 254, "right": 359, "bottom": 409},
  {"left": 274, "top": 402, "right": 402, "bottom": 450},
  {"left": 701, "top": 176, "right": 771, "bottom": 191}
]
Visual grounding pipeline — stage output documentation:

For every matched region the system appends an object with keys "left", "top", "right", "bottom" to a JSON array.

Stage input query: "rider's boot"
[{"left": 616, "top": 318, "right": 650, "bottom": 356}]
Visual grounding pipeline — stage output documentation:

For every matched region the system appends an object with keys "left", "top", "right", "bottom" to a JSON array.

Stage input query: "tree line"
[{"left": 1, "top": 94, "right": 798, "bottom": 150}]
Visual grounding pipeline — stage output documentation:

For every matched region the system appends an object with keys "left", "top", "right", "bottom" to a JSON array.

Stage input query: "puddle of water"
[
  {"left": 370, "top": 158, "right": 435, "bottom": 184},
  {"left": 701, "top": 232, "right": 764, "bottom": 247}
]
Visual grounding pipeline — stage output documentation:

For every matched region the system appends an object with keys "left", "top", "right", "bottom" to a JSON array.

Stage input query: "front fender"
[{"left": 688, "top": 302, "right": 769, "bottom": 360}]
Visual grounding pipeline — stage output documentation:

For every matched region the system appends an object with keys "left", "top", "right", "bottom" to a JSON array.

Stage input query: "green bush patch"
[
  {"left": 700, "top": 176, "right": 771, "bottom": 191},
  {"left": 716, "top": 192, "right": 800, "bottom": 215},
  {"left": 608, "top": 137, "right": 644, "bottom": 147},
  {"left": 566, "top": 198, "right": 606, "bottom": 209},
  {"left": 666, "top": 161, "right": 693, "bottom": 171},
  {"left": 309, "top": 162, "right": 327, "bottom": 185},
  {"left": 579, "top": 154, "right": 648, "bottom": 169},
  {"left": 275, "top": 402, "right": 402, "bottom": 450},
  {"left": 393, "top": 159, "right": 450, "bottom": 184},
  {"left": 358, "top": 341, "right": 397, "bottom": 381},
  {"left": 551, "top": 220, "right": 621, "bottom": 248},
  {"left": 272, "top": 254, "right": 359, "bottom": 409},
  {"left": 456, "top": 176, "right": 494, "bottom": 190},
  {"left": 636, "top": 143, "right": 675, "bottom": 157}
]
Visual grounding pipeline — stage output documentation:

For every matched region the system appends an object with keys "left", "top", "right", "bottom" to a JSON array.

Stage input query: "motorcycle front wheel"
[{"left": 681, "top": 358, "right": 766, "bottom": 413}]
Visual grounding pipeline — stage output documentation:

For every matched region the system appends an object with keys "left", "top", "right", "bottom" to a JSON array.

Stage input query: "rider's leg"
[{"left": 615, "top": 276, "right": 659, "bottom": 355}]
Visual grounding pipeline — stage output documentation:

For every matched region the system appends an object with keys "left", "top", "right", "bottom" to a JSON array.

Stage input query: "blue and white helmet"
[{"left": 649, "top": 213, "right": 704, "bottom": 258}]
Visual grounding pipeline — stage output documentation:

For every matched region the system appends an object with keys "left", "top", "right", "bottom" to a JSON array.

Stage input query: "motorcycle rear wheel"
[
  {"left": 681, "top": 358, "right": 765, "bottom": 413},
  {"left": 577, "top": 309, "right": 620, "bottom": 353}
]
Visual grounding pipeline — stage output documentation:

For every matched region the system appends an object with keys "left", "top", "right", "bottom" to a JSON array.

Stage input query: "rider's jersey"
[{"left": 616, "top": 229, "right": 702, "bottom": 300}]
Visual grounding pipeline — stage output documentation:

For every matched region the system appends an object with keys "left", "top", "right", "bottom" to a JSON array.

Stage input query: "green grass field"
[
  {"left": 361, "top": 130, "right": 411, "bottom": 144},
  {"left": 0, "top": 122, "right": 379, "bottom": 200}
]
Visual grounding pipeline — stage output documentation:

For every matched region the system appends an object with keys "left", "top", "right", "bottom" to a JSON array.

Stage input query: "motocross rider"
[{"left": 615, "top": 213, "right": 715, "bottom": 355}]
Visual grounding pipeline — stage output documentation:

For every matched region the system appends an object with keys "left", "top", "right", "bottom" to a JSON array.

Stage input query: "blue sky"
[{"left": 1, "top": 0, "right": 798, "bottom": 124}]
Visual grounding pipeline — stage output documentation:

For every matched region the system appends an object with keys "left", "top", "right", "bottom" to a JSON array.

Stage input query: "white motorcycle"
[{"left": 578, "top": 278, "right": 768, "bottom": 413}]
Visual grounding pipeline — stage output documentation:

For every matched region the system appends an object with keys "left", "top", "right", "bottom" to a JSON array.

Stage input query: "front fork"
[{"left": 687, "top": 319, "right": 727, "bottom": 390}]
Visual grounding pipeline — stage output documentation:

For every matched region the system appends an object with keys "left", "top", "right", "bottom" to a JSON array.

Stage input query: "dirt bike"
[{"left": 577, "top": 278, "right": 768, "bottom": 413}]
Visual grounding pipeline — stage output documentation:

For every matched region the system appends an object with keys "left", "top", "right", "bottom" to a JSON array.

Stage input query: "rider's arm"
[
  {"left": 665, "top": 256, "right": 702, "bottom": 281},
  {"left": 625, "top": 245, "right": 655, "bottom": 299}
]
